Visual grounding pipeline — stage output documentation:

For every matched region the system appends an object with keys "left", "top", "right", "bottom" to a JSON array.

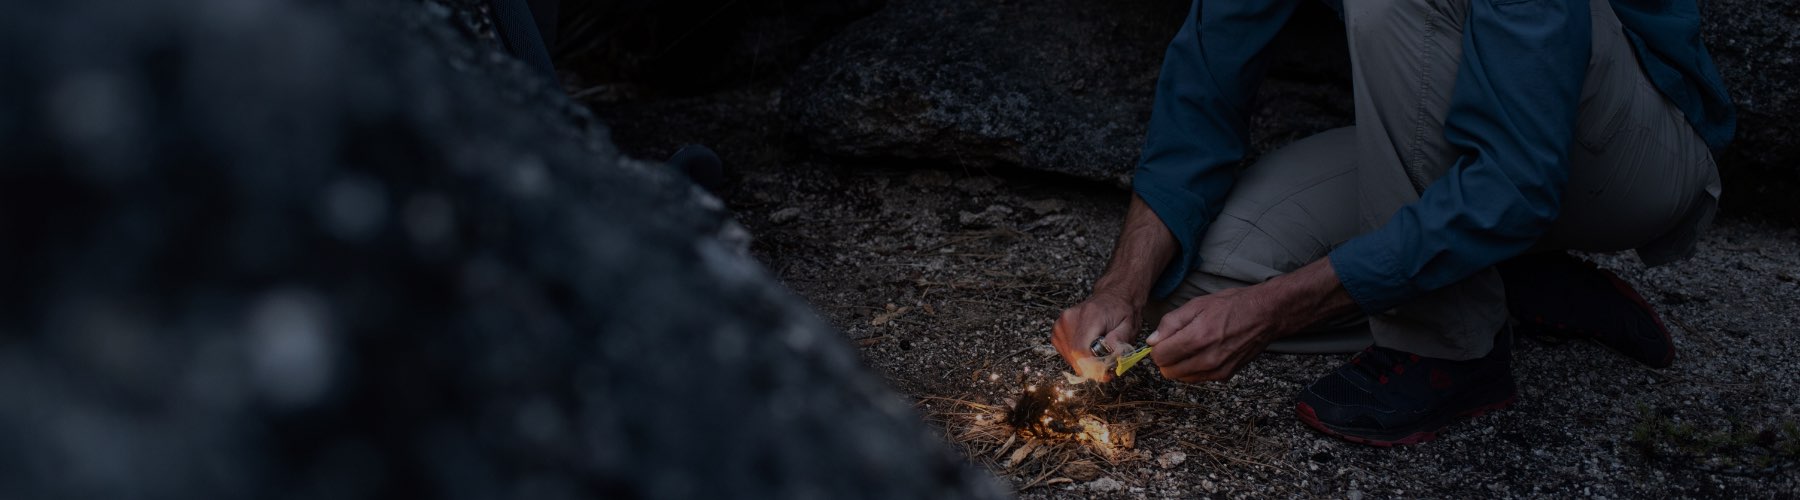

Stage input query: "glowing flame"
[{"left": 1066, "top": 351, "right": 1119, "bottom": 384}]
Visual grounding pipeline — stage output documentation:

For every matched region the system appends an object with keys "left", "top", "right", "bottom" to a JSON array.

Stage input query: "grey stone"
[
  {"left": 1023, "top": 198, "right": 1067, "bottom": 215},
  {"left": 769, "top": 207, "right": 805, "bottom": 224},
  {"left": 958, "top": 205, "right": 1015, "bottom": 228},
  {"left": 0, "top": 0, "right": 1006, "bottom": 499},
  {"left": 1087, "top": 476, "right": 1123, "bottom": 492},
  {"left": 1156, "top": 450, "right": 1187, "bottom": 469}
]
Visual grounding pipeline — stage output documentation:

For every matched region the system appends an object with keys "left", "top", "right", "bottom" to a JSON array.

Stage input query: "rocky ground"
[
  {"left": 740, "top": 160, "right": 1800, "bottom": 498},
  {"left": 591, "top": 82, "right": 1800, "bottom": 497}
]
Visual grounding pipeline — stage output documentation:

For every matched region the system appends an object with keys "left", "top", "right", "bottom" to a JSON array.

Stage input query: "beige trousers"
[{"left": 1164, "top": 0, "right": 1721, "bottom": 359}]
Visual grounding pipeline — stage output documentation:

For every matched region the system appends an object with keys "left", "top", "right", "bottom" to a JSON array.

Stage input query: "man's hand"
[
  {"left": 1051, "top": 291, "right": 1140, "bottom": 381},
  {"left": 1145, "top": 287, "right": 1280, "bottom": 383},
  {"left": 1049, "top": 194, "right": 1177, "bottom": 381},
  {"left": 1146, "top": 258, "right": 1359, "bottom": 383}
]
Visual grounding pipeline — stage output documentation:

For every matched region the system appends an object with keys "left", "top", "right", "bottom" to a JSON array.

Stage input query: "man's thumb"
[{"left": 1145, "top": 330, "right": 1164, "bottom": 345}]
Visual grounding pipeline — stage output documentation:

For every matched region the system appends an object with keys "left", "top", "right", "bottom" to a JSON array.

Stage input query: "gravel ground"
[
  {"left": 590, "top": 88, "right": 1800, "bottom": 498},
  {"left": 733, "top": 160, "right": 1799, "bottom": 498}
]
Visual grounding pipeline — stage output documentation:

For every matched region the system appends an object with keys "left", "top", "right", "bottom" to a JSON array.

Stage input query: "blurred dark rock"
[
  {"left": 554, "top": 0, "right": 887, "bottom": 96},
  {"left": 781, "top": 0, "right": 1352, "bottom": 183},
  {"left": 0, "top": 0, "right": 1004, "bottom": 499}
]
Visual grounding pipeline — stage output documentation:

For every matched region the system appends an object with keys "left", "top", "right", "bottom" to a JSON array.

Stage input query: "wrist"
[
  {"left": 1260, "top": 259, "right": 1355, "bottom": 332},
  {"left": 1090, "top": 279, "right": 1149, "bottom": 309}
]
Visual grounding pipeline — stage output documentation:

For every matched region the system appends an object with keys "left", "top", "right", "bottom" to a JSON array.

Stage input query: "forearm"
[
  {"left": 1256, "top": 257, "right": 1358, "bottom": 338},
  {"left": 1091, "top": 194, "right": 1178, "bottom": 309}
]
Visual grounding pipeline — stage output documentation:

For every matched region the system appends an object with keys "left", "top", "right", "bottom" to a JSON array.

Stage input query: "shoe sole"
[
  {"left": 1294, "top": 394, "right": 1517, "bottom": 447},
  {"left": 1597, "top": 269, "right": 1676, "bottom": 368},
  {"left": 1504, "top": 255, "right": 1676, "bottom": 368}
]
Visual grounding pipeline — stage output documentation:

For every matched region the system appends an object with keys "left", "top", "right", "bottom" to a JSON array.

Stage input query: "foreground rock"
[{"left": 0, "top": 0, "right": 1003, "bottom": 498}]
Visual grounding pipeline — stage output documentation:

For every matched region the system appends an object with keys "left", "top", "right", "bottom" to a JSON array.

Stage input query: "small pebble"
[
  {"left": 1156, "top": 451, "right": 1187, "bottom": 469},
  {"left": 768, "top": 207, "right": 802, "bottom": 224},
  {"left": 1086, "top": 477, "right": 1122, "bottom": 492}
]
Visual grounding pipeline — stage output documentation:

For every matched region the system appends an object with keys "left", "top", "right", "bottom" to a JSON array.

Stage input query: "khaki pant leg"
[
  {"left": 1161, "top": 128, "right": 1372, "bottom": 354},
  {"left": 1344, "top": 0, "right": 1719, "bottom": 360},
  {"left": 1344, "top": 0, "right": 1504, "bottom": 360},
  {"left": 1540, "top": 0, "right": 1722, "bottom": 260}
]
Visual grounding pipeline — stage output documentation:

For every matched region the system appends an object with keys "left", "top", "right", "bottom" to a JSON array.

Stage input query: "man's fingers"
[
  {"left": 1051, "top": 314, "right": 1090, "bottom": 369},
  {"left": 1149, "top": 316, "right": 1228, "bottom": 382},
  {"left": 1099, "top": 316, "right": 1137, "bottom": 353},
  {"left": 1053, "top": 308, "right": 1112, "bottom": 368},
  {"left": 1150, "top": 299, "right": 1207, "bottom": 346},
  {"left": 1158, "top": 333, "right": 1263, "bottom": 384}
]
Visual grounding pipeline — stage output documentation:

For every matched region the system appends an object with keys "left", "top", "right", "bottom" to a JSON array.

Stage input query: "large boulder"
[
  {"left": 0, "top": 0, "right": 1005, "bottom": 498},
  {"left": 783, "top": 0, "right": 1795, "bottom": 221},
  {"left": 780, "top": 0, "right": 1351, "bottom": 183}
]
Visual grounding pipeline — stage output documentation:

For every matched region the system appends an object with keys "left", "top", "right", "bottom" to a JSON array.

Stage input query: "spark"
[{"left": 988, "top": 373, "right": 999, "bottom": 381}]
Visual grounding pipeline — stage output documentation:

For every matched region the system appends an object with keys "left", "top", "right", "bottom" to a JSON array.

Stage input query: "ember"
[{"left": 1005, "top": 382, "right": 1081, "bottom": 436}]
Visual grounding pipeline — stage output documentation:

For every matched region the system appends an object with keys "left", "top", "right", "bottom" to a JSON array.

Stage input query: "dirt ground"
[{"left": 590, "top": 87, "right": 1800, "bottom": 498}]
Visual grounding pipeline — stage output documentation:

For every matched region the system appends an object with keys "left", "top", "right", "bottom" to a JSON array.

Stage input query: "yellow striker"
[{"left": 1114, "top": 346, "right": 1153, "bottom": 377}]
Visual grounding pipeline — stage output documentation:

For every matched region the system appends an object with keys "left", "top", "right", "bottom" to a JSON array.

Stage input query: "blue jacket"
[{"left": 1133, "top": 0, "right": 1734, "bottom": 312}]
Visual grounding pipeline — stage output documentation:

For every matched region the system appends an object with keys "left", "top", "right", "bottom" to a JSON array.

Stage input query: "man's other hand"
[
  {"left": 1144, "top": 287, "right": 1279, "bottom": 383},
  {"left": 1051, "top": 292, "right": 1141, "bottom": 381},
  {"left": 1144, "top": 258, "right": 1357, "bottom": 383}
]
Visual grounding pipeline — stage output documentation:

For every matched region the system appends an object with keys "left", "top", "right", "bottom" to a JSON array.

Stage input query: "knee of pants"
[
  {"left": 1344, "top": 0, "right": 1460, "bottom": 47},
  {"left": 1192, "top": 128, "right": 1361, "bottom": 285},
  {"left": 1193, "top": 187, "right": 1361, "bottom": 285}
]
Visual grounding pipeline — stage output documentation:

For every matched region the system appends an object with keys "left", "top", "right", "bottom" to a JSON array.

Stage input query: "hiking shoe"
[
  {"left": 1295, "top": 328, "right": 1517, "bottom": 447},
  {"left": 1497, "top": 252, "right": 1674, "bottom": 368}
]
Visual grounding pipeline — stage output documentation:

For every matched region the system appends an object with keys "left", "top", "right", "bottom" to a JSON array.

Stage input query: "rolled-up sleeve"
[
  {"left": 1134, "top": 0, "right": 1303, "bottom": 299},
  {"left": 1329, "top": 0, "right": 1590, "bottom": 312}
]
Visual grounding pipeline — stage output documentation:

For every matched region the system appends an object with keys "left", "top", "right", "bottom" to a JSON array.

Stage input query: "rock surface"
[
  {"left": 0, "top": 0, "right": 1003, "bottom": 498},
  {"left": 784, "top": 0, "right": 1795, "bottom": 219},
  {"left": 780, "top": 0, "right": 1352, "bottom": 182},
  {"left": 1702, "top": 0, "right": 1800, "bottom": 220},
  {"left": 555, "top": 0, "right": 886, "bottom": 95}
]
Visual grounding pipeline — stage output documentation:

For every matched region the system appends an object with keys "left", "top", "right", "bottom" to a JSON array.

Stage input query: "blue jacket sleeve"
[
  {"left": 1329, "top": 0, "right": 1590, "bottom": 313},
  {"left": 1133, "top": 0, "right": 1304, "bottom": 299}
]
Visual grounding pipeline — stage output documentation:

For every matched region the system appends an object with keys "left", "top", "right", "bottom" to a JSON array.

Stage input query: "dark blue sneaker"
[
  {"left": 1296, "top": 328, "right": 1517, "bottom": 447},
  {"left": 1497, "top": 252, "right": 1675, "bottom": 368}
]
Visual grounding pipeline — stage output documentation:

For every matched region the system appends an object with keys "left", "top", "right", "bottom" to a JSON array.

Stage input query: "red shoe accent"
[
  {"left": 1295, "top": 402, "right": 1431, "bottom": 447},
  {"left": 1295, "top": 395, "right": 1517, "bottom": 448},
  {"left": 1428, "top": 369, "right": 1453, "bottom": 389}
]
